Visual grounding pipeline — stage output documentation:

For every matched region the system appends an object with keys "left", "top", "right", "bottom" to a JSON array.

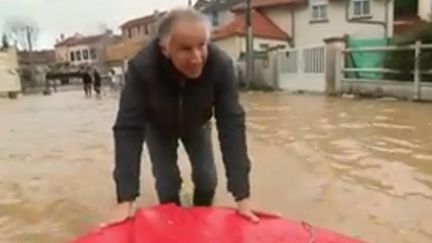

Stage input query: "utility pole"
[{"left": 245, "top": 0, "right": 253, "bottom": 89}]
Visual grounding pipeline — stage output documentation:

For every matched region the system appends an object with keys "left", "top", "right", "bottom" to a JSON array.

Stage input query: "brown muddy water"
[{"left": 0, "top": 91, "right": 431, "bottom": 243}]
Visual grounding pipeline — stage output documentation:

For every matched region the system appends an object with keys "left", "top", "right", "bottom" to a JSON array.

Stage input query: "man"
[
  {"left": 93, "top": 69, "right": 102, "bottom": 96},
  {"left": 81, "top": 67, "right": 92, "bottom": 97},
  {"left": 111, "top": 8, "right": 258, "bottom": 223}
]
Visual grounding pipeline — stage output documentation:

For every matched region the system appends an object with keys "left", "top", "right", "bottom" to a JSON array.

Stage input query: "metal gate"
[{"left": 276, "top": 45, "right": 326, "bottom": 92}]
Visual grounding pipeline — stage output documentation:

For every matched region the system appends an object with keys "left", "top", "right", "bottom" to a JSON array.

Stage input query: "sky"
[{"left": 0, "top": 0, "right": 190, "bottom": 50}]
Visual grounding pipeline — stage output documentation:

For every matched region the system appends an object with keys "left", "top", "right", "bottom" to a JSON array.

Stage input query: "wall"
[
  {"left": 262, "top": 6, "right": 293, "bottom": 38},
  {"left": 67, "top": 44, "right": 99, "bottom": 66},
  {"left": 213, "top": 36, "right": 289, "bottom": 60},
  {"left": 0, "top": 48, "right": 21, "bottom": 94},
  {"left": 293, "top": 0, "right": 393, "bottom": 46},
  {"left": 205, "top": 10, "right": 235, "bottom": 28},
  {"left": 55, "top": 46, "right": 69, "bottom": 63},
  {"left": 342, "top": 81, "right": 432, "bottom": 101},
  {"left": 418, "top": 0, "right": 432, "bottom": 21},
  {"left": 213, "top": 37, "right": 240, "bottom": 60}
]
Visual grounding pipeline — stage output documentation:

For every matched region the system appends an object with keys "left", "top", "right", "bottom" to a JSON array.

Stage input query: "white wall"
[
  {"left": 262, "top": 6, "right": 293, "bottom": 37},
  {"left": 55, "top": 46, "right": 69, "bottom": 63},
  {"left": 292, "top": 0, "right": 393, "bottom": 46},
  {"left": 418, "top": 0, "right": 432, "bottom": 21},
  {"left": 214, "top": 36, "right": 289, "bottom": 60},
  {"left": 0, "top": 48, "right": 21, "bottom": 93},
  {"left": 67, "top": 44, "right": 98, "bottom": 66}
]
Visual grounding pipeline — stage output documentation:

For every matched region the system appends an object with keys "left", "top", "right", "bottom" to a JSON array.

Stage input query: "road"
[{"left": 0, "top": 91, "right": 431, "bottom": 243}]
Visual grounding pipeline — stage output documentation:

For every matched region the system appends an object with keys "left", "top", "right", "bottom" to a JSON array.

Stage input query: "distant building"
[
  {"left": 201, "top": 0, "right": 244, "bottom": 28},
  {"left": 212, "top": 10, "right": 289, "bottom": 60},
  {"left": 231, "top": 0, "right": 394, "bottom": 46},
  {"left": 103, "top": 11, "right": 166, "bottom": 76},
  {"left": 54, "top": 32, "right": 120, "bottom": 67},
  {"left": 120, "top": 10, "right": 166, "bottom": 41}
]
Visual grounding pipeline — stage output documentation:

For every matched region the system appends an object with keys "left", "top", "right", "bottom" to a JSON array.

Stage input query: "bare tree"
[
  {"left": 4, "top": 17, "right": 39, "bottom": 51},
  {"left": 4, "top": 17, "right": 40, "bottom": 87}
]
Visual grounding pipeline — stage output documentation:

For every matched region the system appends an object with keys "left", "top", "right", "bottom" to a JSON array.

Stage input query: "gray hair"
[{"left": 157, "top": 7, "right": 211, "bottom": 46}]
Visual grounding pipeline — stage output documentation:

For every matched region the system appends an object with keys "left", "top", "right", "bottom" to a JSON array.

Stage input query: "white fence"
[
  {"left": 339, "top": 41, "right": 432, "bottom": 101},
  {"left": 275, "top": 45, "right": 326, "bottom": 92}
]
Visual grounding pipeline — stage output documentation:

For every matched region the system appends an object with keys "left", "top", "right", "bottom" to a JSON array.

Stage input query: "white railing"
[{"left": 340, "top": 41, "right": 432, "bottom": 100}]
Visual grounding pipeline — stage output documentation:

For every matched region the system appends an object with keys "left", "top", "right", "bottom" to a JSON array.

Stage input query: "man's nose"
[{"left": 191, "top": 48, "right": 203, "bottom": 63}]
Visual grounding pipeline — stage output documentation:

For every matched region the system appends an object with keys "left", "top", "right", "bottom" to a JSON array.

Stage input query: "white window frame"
[
  {"left": 352, "top": 0, "right": 371, "bottom": 18},
  {"left": 310, "top": 0, "right": 328, "bottom": 22}
]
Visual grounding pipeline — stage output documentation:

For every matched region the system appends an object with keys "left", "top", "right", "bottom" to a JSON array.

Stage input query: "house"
[
  {"left": 232, "top": 0, "right": 394, "bottom": 46},
  {"left": 212, "top": 10, "right": 289, "bottom": 59},
  {"left": 54, "top": 32, "right": 120, "bottom": 67},
  {"left": 120, "top": 10, "right": 166, "bottom": 41},
  {"left": 200, "top": 0, "right": 244, "bottom": 28},
  {"left": 104, "top": 11, "right": 165, "bottom": 77}
]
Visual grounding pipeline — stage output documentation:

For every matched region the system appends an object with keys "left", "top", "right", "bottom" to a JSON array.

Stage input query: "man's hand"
[
  {"left": 236, "top": 198, "right": 259, "bottom": 223},
  {"left": 106, "top": 201, "right": 136, "bottom": 225}
]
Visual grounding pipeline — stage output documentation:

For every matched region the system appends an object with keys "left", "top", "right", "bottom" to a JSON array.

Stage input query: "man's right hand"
[{"left": 106, "top": 201, "right": 136, "bottom": 225}]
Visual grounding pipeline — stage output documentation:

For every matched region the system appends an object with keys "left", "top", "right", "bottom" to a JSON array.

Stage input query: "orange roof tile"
[{"left": 212, "top": 10, "right": 289, "bottom": 41}]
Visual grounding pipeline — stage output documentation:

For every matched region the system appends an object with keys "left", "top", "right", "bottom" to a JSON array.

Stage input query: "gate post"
[{"left": 323, "top": 37, "right": 346, "bottom": 96}]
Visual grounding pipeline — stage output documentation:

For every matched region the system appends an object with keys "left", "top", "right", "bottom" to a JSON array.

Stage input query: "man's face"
[{"left": 162, "top": 20, "right": 208, "bottom": 79}]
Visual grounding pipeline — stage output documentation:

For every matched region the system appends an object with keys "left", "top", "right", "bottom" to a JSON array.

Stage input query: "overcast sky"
[{"left": 0, "top": 0, "right": 190, "bottom": 50}]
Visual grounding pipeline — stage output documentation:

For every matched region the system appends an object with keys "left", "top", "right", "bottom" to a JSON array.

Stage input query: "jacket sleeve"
[
  {"left": 214, "top": 59, "right": 251, "bottom": 201},
  {"left": 112, "top": 62, "right": 147, "bottom": 203}
]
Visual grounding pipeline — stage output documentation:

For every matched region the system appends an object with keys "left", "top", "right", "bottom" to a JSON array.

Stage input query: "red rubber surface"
[{"left": 70, "top": 204, "right": 365, "bottom": 243}]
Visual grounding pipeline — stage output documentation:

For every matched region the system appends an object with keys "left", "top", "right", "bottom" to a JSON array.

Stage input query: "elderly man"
[{"left": 111, "top": 8, "right": 258, "bottom": 223}]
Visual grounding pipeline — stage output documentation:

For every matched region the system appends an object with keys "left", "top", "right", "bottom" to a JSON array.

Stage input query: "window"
[
  {"left": 259, "top": 43, "right": 270, "bottom": 50},
  {"left": 144, "top": 24, "right": 149, "bottom": 35},
  {"left": 90, "top": 48, "right": 97, "bottom": 60},
  {"left": 211, "top": 12, "right": 219, "bottom": 26},
  {"left": 83, "top": 50, "right": 89, "bottom": 60},
  {"left": 70, "top": 52, "right": 75, "bottom": 62},
  {"left": 128, "top": 29, "right": 132, "bottom": 38},
  {"left": 310, "top": 0, "right": 328, "bottom": 22},
  {"left": 76, "top": 50, "right": 81, "bottom": 61},
  {"left": 353, "top": 0, "right": 370, "bottom": 17}
]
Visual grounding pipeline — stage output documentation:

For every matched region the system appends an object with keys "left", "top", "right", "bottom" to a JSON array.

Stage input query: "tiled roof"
[
  {"left": 66, "top": 34, "right": 107, "bottom": 46},
  {"left": 120, "top": 12, "right": 166, "bottom": 29},
  {"left": 54, "top": 36, "right": 79, "bottom": 47},
  {"left": 212, "top": 10, "right": 289, "bottom": 41},
  {"left": 232, "top": 0, "right": 305, "bottom": 10}
]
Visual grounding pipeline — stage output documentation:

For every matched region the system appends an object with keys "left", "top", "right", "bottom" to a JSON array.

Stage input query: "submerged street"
[{"left": 0, "top": 91, "right": 431, "bottom": 243}]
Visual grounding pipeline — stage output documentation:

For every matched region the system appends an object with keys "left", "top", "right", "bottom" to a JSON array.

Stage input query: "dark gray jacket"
[{"left": 113, "top": 40, "right": 251, "bottom": 203}]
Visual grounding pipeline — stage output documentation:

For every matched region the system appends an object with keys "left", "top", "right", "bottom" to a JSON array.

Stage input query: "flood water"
[{"left": 0, "top": 91, "right": 431, "bottom": 243}]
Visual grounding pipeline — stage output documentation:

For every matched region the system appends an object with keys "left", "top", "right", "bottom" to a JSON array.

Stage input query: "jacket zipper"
[{"left": 178, "top": 79, "right": 185, "bottom": 133}]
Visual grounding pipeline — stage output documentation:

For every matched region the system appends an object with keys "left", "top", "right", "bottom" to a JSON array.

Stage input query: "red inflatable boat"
[{"left": 70, "top": 204, "right": 364, "bottom": 243}]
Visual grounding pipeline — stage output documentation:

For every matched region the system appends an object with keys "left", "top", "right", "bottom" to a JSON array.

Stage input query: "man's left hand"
[{"left": 236, "top": 198, "right": 259, "bottom": 223}]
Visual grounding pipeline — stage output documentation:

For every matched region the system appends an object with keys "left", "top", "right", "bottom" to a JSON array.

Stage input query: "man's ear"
[{"left": 159, "top": 40, "right": 170, "bottom": 58}]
